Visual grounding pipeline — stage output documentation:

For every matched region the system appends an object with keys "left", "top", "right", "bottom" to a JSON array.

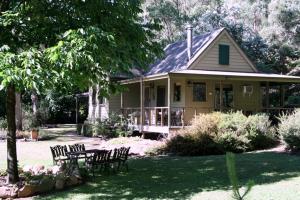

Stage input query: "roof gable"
[
  {"left": 188, "top": 30, "right": 258, "bottom": 72},
  {"left": 145, "top": 28, "right": 224, "bottom": 75}
]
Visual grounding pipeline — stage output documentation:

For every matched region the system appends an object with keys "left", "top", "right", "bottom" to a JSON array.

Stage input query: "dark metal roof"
[{"left": 145, "top": 28, "right": 223, "bottom": 75}]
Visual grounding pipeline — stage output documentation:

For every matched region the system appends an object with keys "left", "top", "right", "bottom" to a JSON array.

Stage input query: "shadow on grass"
[{"left": 37, "top": 152, "right": 300, "bottom": 200}]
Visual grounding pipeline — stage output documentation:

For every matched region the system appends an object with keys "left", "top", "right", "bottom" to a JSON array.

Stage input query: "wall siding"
[
  {"left": 109, "top": 94, "right": 121, "bottom": 113},
  {"left": 190, "top": 34, "right": 255, "bottom": 72}
]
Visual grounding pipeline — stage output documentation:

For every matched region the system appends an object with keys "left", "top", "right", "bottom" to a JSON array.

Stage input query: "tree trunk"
[
  {"left": 31, "top": 93, "right": 38, "bottom": 114},
  {"left": 6, "top": 84, "right": 19, "bottom": 183},
  {"left": 95, "top": 85, "right": 101, "bottom": 120},
  {"left": 15, "top": 92, "right": 22, "bottom": 131},
  {"left": 87, "top": 86, "right": 95, "bottom": 122}
]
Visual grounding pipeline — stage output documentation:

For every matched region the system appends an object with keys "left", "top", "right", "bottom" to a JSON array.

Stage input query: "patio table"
[{"left": 66, "top": 149, "right": 108, "bottom": 166}]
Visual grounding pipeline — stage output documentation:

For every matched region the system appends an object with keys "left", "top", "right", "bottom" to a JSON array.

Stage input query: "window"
[
  {"left": 219, "top": 44, "right": 230, "bottom": 65},
  {"left": 193, "top": 82, "right": 206, "bottom": 102},
  {"left": 173, "top": 83, "right": 181, "bottom": 102}
]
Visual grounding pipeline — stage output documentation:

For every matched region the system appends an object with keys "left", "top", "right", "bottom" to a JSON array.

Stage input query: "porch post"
[
  {"left": 266, "top": 82, "right": 270, "bottom": 110},
  {"left": 168, "top": 75, "right": 171, "bottom": 128},
  {"left": 220, "top": 80, "right": 223, "bottom": 112},
  {"left": 280, "top": 84, "right": 285, "bottom": 107},
  {"left": 140, "top": 78, "right": 144, "bottom": 133},
  {"left": 75, "top": 96, "right": 78, "bottom": 124},
  {"left": 120, "top": 92, "right": 124, "bottom": 110}
]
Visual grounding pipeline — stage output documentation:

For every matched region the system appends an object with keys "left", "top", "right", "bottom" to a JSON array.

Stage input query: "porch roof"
[{"left": 171, "top": 70, "right": 300, "bottom": 83}]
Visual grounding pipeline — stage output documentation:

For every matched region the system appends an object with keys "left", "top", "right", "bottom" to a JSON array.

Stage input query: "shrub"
[
  {"left": 278, "top": 109, "right": 300, "bottom": 150},
  {"left": 246, "top": 114, "right": 278, "bottom": 150},
  {"left": 81, "top": 113, "right": 131, "bottom": 138},
  {"left": 218, "top": 111, "right": 248, "bottom": 135},
  {"left": 165, "top": 132, "right": 222, "bottom": 156},
  {"left": 217, "top": 131, "right": 250, "bottom": 153},
  {"left": 162, "top": 111, "right": 277, "bottom": 156}
]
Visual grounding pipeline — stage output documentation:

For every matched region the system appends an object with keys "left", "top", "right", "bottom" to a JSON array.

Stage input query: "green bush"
[
  {"left": 246, "top": 114, "right": 278, "bottom": 150},
  {"left": 163, "top": 111, "right": 278, "bottom": 156},
  {"left": 81, "top": 113, "right": 131, "bottom": 138},
  {"left": 0, "top": 117, "right": 7, "bottom": 129},
  {"left": 217, "top": 131, "right": 250, "bottom": 153},
  {"left": 165, "top": 133, "right": 223, "bottom": 156},
  {"left": 278, "top": 109, "right": 300, "bottom": 150}
]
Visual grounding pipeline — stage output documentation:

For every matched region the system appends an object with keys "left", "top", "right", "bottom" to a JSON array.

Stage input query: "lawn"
[
  {"left": 35, "top": 152, "right": 300, "bottom": 200},
  {"left": 1, "top": 127, "right": 300, "bottom": 199}
]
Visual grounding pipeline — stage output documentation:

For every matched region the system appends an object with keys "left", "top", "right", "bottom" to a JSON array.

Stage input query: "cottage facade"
[{"left": 102, "top": 27, "right": 300, "bottom": 134}]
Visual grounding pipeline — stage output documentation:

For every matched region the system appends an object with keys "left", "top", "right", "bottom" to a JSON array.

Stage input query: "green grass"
[
  {"left": 35, "top": 152, "right": 300, "bottom": 200},
  {"left": 0, "top": 125, "right": 79, "bottom": 169},
  {"left": 1, "top": 126, "right": 300, "bottom": 199}
]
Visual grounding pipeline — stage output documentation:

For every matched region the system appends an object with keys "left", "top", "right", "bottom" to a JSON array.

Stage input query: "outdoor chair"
[
  {"left": 50, "top": 145, "right": 69, "bottom": 165},
  {"left": 116, "top": 147, "right": 130, "bottom": 171},
  {"left": 69, "top": 143, "right": 86, "bottom": 152},
  {"left": 87, "top": 150, "right": 112, "bottom": 177},
  {"left": 68, "top": 143, "right": 87, "bottom": 163}
]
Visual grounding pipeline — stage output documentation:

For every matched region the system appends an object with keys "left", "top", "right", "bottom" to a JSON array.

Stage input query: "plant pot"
[{"left": 30, "top": 130, "right": 39, "bottom": 140}]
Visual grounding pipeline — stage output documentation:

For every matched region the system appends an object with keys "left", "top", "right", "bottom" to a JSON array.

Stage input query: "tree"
[{"left": 0, "top": 0, "right": 161, "bottom": 183}]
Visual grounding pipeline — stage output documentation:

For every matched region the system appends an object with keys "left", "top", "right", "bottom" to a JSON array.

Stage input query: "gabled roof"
[{"left": 145, "top": 28, "right": 224, "bottom": 75}]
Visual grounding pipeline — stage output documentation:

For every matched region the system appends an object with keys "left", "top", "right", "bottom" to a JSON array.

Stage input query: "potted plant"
[{"left": 28, "top": 115, "right": 40, "bottom": 141}]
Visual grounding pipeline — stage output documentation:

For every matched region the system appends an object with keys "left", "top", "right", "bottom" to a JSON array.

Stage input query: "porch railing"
[{"left": 121, "top": 106, "right": 214, "bottom": 127}]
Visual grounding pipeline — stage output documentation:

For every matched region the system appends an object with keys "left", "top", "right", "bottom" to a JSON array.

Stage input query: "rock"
[
  {"left": 55, "top": 179, "right": 65, "bottom": 190},
  {"left": 0, "top": 186, "right": 18, "bottom": 199},
  {"left": 18, "top": 185, "right": 38, "bottom": 198},
  {"left": 66, "top": 176, "right": 80, "bottom": 187},
  {"left": 37, "top": 176, "right": 55, "bottom": 193},
  {"left": 55, "top": 173, "right": 66, "bottom": 190}
]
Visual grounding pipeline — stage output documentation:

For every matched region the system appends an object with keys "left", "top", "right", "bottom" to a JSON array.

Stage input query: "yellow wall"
[
  {"left": 190, "top": 33, "right": 256, "bottom": 72},
  {"left": 169, "top": 77, "right": 262, "bottom": 124}
]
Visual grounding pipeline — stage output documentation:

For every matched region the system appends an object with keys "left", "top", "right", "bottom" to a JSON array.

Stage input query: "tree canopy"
[
  {"left": 0, "top": 0, "right": 162, "bottom": 183},
  {"left": 144, "top": 0, "right": 300, "bottom": 74}
]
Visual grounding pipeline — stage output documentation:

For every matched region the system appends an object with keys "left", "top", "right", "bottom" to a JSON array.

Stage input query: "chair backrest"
[
  {"left": 112, "top": 148, "right": 118, "bottom": 160},
  {"left": 93, "top": 150, "right": 112, "bottom": 163},
  {"left": 69, "top": 143, "right": 85, "bottom": 152},
  {"left": 50, "top": 145, "right": 68, "bottom": 159},
  {"left": 119, "top": 147, "right": 130, "bottom": 160}
]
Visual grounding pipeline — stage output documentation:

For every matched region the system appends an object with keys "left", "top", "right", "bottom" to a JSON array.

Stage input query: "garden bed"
[{"left": 0, "top": 163, "right": 85, "bottom": 199}]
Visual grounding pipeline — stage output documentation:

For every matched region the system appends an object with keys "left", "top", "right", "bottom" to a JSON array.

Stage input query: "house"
[{"left": 104, "top": 26, "right": 300, "bottom": 135}]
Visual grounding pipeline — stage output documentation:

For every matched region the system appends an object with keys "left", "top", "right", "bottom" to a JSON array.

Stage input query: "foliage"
[
  {"left": 22, "top": 108, "right": 41, "bottom": 131},
  {"left": 144, "top": 0, "right": 300, "bottom": 74},
  {"left": 278, "top": 109, "right": 300, "bottom": 150},
  {"left": 0, "top": 0, "right": 162, "bottom": 183},
  {"left": 94, "top": 113, "right": 131, "bottom": 138},
  {"left": 0, "top": 117, "right": 7, "bottom": 129},
  {"left": 165, "top": 133, "right": 222, "bottom": 156},
  {"left": 226, "top": 152, "right": 254, "bottom": 200},
  {"left": 246, "top": 114, "right": 278, "bottom": 149},
  {"left": 218, "top": 132, "right": 250, "bottom": 153},
  {"left": 163, "top": 112, "right": 278, "bottom": 156}
]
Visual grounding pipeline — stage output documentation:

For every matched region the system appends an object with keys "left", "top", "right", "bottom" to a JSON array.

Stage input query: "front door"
[
  {"left": 215, "top": 84, "right": 234, "bottom": 110},
  {"left": 157, "top": 86, "right": 166, "bottom": 107}
]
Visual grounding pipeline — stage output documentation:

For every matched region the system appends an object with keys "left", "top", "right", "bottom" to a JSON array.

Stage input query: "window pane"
[
  {"left": 219, "top": 44, "right": 230, "bottom": 65},
  {"left": 193, "top": 82, "right": 206, "bottom": 102}
]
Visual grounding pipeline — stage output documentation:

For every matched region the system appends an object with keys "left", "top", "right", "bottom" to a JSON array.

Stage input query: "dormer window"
[{"left": 219, "top": 44, "right": 230, "bottom": 65}]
